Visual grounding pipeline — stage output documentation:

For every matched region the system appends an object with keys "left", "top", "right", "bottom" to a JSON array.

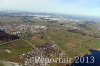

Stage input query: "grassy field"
[
  {"left": 0, "top": 62, "right": 4, "bottom": 66},
  {"left": 0, "top": 39, "right": 32, "bottom": 64},
  {"left": 43, "top": 28, "right": 100, "bottom": 57}
]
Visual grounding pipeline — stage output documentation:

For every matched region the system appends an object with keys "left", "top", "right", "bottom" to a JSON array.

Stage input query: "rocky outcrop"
[{"left": 0, "top": 30, "right": 19, "bottom": 41}]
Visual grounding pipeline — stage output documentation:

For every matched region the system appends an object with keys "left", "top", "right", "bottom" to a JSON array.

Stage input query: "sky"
[{"left": 0, "top": 0, "right": 100, "bottom": 17}]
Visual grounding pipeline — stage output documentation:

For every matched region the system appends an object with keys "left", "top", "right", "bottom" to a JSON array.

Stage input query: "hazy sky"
[{"left": 0, "top": 0, "right": 100, "bottom": 17}]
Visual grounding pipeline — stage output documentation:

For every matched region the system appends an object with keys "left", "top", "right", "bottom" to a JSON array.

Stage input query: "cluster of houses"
[
  {"left": 0, "top": 24, "right": 47, "bottom": 35},
  {"left": 24, "top": 43, "right": 66, "bottom": 66}
]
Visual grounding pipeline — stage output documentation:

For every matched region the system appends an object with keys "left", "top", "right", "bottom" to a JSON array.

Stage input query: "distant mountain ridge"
[{"left": 0, "top": 11, "right": 100, "bottom": 22}]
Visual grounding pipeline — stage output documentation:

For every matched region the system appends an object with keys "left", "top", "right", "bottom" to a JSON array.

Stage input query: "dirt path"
[{"left": 0, "top": 61, "right": 22, "bottom": 66}]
